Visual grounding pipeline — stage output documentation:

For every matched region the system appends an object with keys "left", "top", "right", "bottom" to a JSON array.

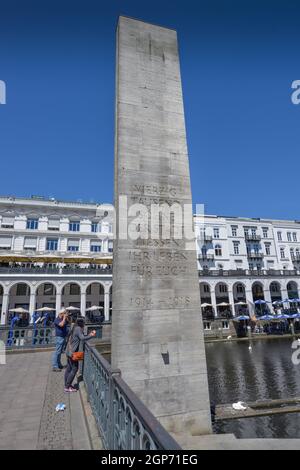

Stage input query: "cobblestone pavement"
[{"left": 0, "top": 351, "right": 91, "bottom": 450}]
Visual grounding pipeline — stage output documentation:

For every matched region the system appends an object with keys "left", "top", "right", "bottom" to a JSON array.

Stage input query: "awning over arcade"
[{"left": 0, "top": 254, "right": 113, "bottom": 264}]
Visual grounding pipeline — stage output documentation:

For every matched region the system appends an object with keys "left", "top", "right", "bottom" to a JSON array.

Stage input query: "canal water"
[{"left": 205, "top": 337, "right": 300, "bottom": 438}]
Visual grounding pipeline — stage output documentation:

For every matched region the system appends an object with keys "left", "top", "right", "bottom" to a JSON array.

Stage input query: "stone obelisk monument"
[{"left": 112, "top": 16, "right": 212, "bottom": 440}]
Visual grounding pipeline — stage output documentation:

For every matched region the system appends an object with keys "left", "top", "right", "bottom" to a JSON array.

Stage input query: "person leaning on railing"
[{"left": 64, "top": 317, "right": 96, "bottom": 393}]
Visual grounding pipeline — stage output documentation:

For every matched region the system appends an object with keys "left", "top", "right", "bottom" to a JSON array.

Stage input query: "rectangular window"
[
  {"left": 287, "top": 232, "right": 292, "bottom": 242},
  {"left": 278, "top": 232, "right": 282, "bottom": 241},
  {"left": 48, "top": 219, "right": 60, "bottom": 231},
  {"left": 90, "top": 240, "right": 102, "bottom": 252},
  {"left": 108, "top": 240, "right": 113, "bottom": 253},
  {"left": 26, "top": 218, "right": 38, "bottom": 230},
  {"left": 213, "top": 228, "right": 220, "bottom": 239},
  {"left": 293, "top": 233, "right": 298, "bottom": 242},
  {"left": 280, "top": 248, "right": 285, "bottom": 259},
  {"left": 204, "top": 322, "right": 211, "bottom": 331},
  {"left": 69, "top": 221, "right": 80, "bottom": 232},
  {"left": 263, "top": 228, "right": 268, "bottom": 238},
  {"left": 46, "top": 238, "right": 58, "bottom": 251},
  {"left": 91, "top": 222, "right": 98, "bottom": 233},
  {"left": 222, "top": 321, "right": 229, "bottom": 329},
  {"left": 24, "top": 237, "right": 37, "bottom": 250},
  {"left": 67, "top": 239, "right": 79, "bottom": 252},
  {"left": 233, "top": 242, "right": 239, "bottom": 255},
  {"left": 1, "top": 216, "right": 14, "bottom": 228},
  {"left": 0, "top": 236, "right": 12, "bottom": 250},
  {"left": 231, "top": 226, "right": 237, "bottom": 237},
  {"left": 265, "top": 243, "right": 271, "bottom": 255}
]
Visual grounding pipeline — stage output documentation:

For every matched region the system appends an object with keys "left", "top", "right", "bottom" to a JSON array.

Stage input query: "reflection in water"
[{"left": 205, "top": 338, "right": 300, "bottom": 438}]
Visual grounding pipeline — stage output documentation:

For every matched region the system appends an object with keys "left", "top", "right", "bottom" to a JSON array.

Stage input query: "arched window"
[{"left": 215, "top": 244, "right": 222, "bottom": 257}]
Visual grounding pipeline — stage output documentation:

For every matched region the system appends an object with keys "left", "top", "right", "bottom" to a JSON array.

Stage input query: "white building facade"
[
  {"left": 1, "top": 196, "right": 300, "bottom": 331},
  {"left": 195, "top": 214, "right": 300, "bottom": 326},
  {"left": 0, "top": 196, "right": 114, "bottom": 325}
]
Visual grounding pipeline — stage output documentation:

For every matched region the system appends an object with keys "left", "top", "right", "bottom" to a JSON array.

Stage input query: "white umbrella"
[
  {"left": 65, "top": 306, "right": 80, "bottom": 311},
  {"left": 201, "top": 303, "right": 212, "bottom": 308},
  {"left": 217, "top": 302, "right": 230, "bottom": 307},
  {"left": 235, "top": 301, "right": 247, "bottom": 306},
  {"left": 36, "top": 307, "right": 56, "bottom": 312},
  {"left": 85, "top": 305, "right": 104, "bottom": 312},
  {"left": 9, "top": 307, "right": 29, "bottom": 313}
]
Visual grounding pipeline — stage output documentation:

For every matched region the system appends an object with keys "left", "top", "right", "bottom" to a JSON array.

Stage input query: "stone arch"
[
  {"left": 34, "top": 282, "right": 57, "bottom": 321},
  {"left": 7, "top": 282, "right": 31, "bottom": 325},
  {"left": 252, "top": 281, "right": 264, "bottom": 302},
  {"left": 233, "top": 282, "right": 246, "bottom": 302},
  {"left": 233, "top": 281, "right": 248, "bottom": 316},
  {"left": 85, "top": 282, "right": 105, "bottom": 321},
  {"left": 200, "top": 282, "right": 213, "bottom": 319},
  {"left": 269, "top": 281, "right": 282, "bottom": 303},
  {"left": 61, "top": 282, "right": 81, "bottom": 312},
  {"left": 200, "top": 282, "right": 212, "bottom": 303},
  {"left": 215, "top": 282, "right": 231, "bottom": 318},
  {"left": 287, "top": 281, "right": 299, "bottom": 299}
]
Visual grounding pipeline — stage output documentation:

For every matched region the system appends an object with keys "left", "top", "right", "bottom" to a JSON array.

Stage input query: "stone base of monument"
[{"left": 172, "top": 432, "right": 300, "bottom": 450}]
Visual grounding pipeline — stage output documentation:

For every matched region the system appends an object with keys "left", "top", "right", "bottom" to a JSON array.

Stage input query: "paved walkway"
[{"left": 0, "top": 351, "right": 91, "bottom": 450}]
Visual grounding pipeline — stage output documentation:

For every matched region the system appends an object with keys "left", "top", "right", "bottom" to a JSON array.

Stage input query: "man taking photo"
[{"left": 52, "top": 309, "right": 70, "bottom": 372}]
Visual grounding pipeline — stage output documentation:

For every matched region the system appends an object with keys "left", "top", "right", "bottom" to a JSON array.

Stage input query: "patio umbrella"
[
  {"left": 272, "top": 300, "right": 283, "bottom": 306},
  {"left": 290, "top": 313, "right": 300, "bottom": 319},
  {"left": 201, "top": 303, "right": 212, "bottom": 308},
  {"left": 9, "top": 307, "right": 29, "bottom": 313},
  {"left": 217, "top": 302, "right": 230, "bottom": 306},
  {"left": 275, "top": 314, "right": 290, "bottom": 320},
  {"left": 234, "top": 315, "right": 250, "bottom": 321},
  {"left": 259, "top": 314, "right": 275, "bottom": 321},
  {"left": 65, "top": 306, "right": 80, "bottom": 311},
  {"left": 85, "top": 305, "right": 104, "bottom": 311},
  {"left": 235, "top": 302, "right": 247, "bottom": 305},
  {"left": 254, "top": 299, "right": 269, "bottom": 316},
  {"left": 36, "top": 307, "right": 56, "bottom": 312}
]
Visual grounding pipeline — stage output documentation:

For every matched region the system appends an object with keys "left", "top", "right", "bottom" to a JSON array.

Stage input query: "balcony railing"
[
  {"left": 83, "top": 343, "right": 181, "bottom": 450},
  {"left": 0, "top": 265, "right": 113, "bottom": 274},
  {"left": 198, "top": 254, "right": 214, "bottom": 261},
  {"left": 199, "top": 268, "right": 299, "bottom": 277},
  {"left": 247, "top": 252, "right": 264, "bottom": 259},
  {"left": 245, "top": 234, "right": 261, "bottom": 241},
  {"left": 0, "top": 323, "right": 104, "bottom": 349},
  {"left": 292, "top": 255, "right": 300, "bottom": 262},
  {"left": 204, "top": 235, "right": 213, "bottom": 242}
]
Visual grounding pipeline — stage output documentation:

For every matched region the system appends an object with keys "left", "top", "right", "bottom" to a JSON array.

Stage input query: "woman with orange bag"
[{"left": 64, "top": 317, "right": 96, "bottom": 393}]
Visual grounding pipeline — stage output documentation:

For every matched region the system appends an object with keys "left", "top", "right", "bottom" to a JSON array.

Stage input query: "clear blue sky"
[{"left": 0, "top": 0, "right": 299, "bottom": 219}]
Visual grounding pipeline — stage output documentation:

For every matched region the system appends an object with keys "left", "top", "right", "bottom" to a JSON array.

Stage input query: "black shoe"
[{"left": 52, "top": 367, "right": 62, "bottom": 372}]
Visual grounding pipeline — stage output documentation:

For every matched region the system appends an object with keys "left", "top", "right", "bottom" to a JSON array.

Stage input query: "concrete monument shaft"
[{"left": 112, "top": 16, "right": 212, "bottom": 439}]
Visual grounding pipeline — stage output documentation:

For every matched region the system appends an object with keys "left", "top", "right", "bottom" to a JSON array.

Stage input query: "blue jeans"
[{"left": 52, "top": 336, "right": 66, "bottom": 368}]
